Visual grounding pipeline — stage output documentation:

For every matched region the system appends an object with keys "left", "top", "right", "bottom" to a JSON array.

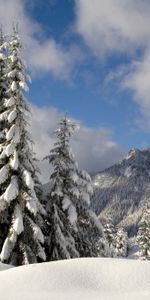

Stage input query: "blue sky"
[
  {"left": 1, "top": 0, "right": 150, "bottom": 181},
  {"left": 27, "top": 0, "right": 150, "bottom": 150}
]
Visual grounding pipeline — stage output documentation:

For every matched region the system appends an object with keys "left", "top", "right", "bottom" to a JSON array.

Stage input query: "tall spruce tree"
[
  {"left": 0, "top": 28, "right": 10, "bottom": 250},
  {"left": 0, "top": 28, "right": 46, "bottom": 265},
  {"left": 137, "top": 208, "right": 150, "bottom": 260},
  {"left": 46, "top": 117, "right": 104, "bottom": 260}
]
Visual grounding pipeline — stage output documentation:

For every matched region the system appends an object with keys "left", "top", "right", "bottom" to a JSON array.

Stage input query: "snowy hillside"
[
  {"left": 0, "top": 258, "right": 150, "bottom": 299},
  {"left": 92, "top": 148, "right": 150, "bottom": 235}
]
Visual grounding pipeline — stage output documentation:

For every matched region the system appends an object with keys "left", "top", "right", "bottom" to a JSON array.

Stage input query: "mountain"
[{"left": 91, "top": 148, "right": 150, "bottom": 236}]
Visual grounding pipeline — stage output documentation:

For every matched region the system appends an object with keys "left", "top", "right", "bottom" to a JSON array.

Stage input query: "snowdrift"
[
  {"left": 0, "top": 263, "right": 13, "bottom": 271},
  {"left": 0, "top": 258, "right": 150, "bottom": 300}
]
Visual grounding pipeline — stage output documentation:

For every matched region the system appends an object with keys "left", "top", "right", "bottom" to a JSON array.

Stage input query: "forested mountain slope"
[{"left": 92, "top": 149, "right": 150, "bottom": 235}]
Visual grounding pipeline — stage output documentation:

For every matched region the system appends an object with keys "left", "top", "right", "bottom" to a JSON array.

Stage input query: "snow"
[
  {"left": 62, "top": 197, "right": 77, "bottom": 224},
  {"left": 86, "top": 182, "right": 93, "bottom": 194},
  {"left": 128, "top": 238, "right": 139, "bottom": 259},
  {"left": 24, "top": 191, "right": 37, "bottom": 215},
  {"left": 68, "top": 204, "right": 77, "bottom": 225},
  {"left": 94, "top": 181, "right": 100, "bottom": 186},
  {"left": 36, "top": 242, "right": 46, "bottom": 261},
  {"left": 89, "top": 210, "right": 104, "bottom": 232},
  {"left": 0, "top": 234, "right": 16, "bottom": 261},
  {"left": 71, "top": 187, "right": 80, "bottom": 198},
  {"left": 23, "top": 170, "right": 34, "bottom": 189},
  {"left": 69, "top": 171, "right": 79, "bottom": 183},
  {"left": 4, "top": 97, "right": 15, "bottom": 107},
  {"left": 124, "top": 166, "right": 132, "bottom": 178},
  {"left": 51, "top": 188, "right": 63, "bottom": 197},
  {"left": 0, "top": 196, "right": 7, "bottom": 212},
  {"left": 0, "top": 258, "right": 150, "bottom": 299},
  {"left": 0, "top": 110, "right": 8, "bottom": 121},
  {"left": 7, "top": 70, "right": 16, "bottom": 78},
  {"left": 3, "top": 176, "right": 18, "bottom": 203},
  {"left": 11, "top": 81, "right": 17, "bottom": 91},
  {"left": 5, "top": 142, "right": 15, "bottom": 156},
  {"left": 19, "top": 81, "right": 29, "bottom": 92},
  {"left": 0, "top": 263, "right": 13, "bottom": 271},
  {"left": 10, "top": 150, "right": 19, "bottom": 170},
  {"left": 82, "top": 192, "right": 90, "bottom": 206},
  {"left": 62, "top": 196, "right": 71, "bottom": 210},
  {"left": 0, "top": 165, "right": 9, "bottom": 184},
  {"left": 6, "top": 124, "right": 20, "bottom": 144},
  {"left": 27, "top": 217, "right": 44, "bottom": 244},
  {"left": 12, "top": 204, "right": 24, "bottom": 235},
  {"left": 8, "top": 109, "right": 17, "bottom": 123},
  {"left": 10, "top": 54, "right": 17, "bottom": 63},
  {"left": 125, "top": 148, "right": 139, "bottom": 160}
]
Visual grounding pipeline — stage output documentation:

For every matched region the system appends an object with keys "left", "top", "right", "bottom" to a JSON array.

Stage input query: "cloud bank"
[
  {"left": 75, "top": 0, "right": 150, "bottom": 57},
  {"left": 2, "top": 0, "right": 150, "bottom": 125},
  {"left": 75, "top": 0, "right": 150, "bottom": 128},
  {"left": 0, "top": 0, "right": 80, "bottom": 80}
]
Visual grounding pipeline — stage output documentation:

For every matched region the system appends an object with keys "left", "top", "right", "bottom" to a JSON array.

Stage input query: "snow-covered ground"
[
  {"left": 0, "top": 263, "right": 13, "bottom": 271},
  {"left": 0, "top": 258, "right": 150, "bottom": 300}
]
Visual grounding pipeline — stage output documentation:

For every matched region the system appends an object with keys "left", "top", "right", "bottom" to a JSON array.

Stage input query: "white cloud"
[
  {"left": 30, "top": 104, "right": 123, "bottom": 183},
  {"left": 75, "top": 0, "right": 150, "bottom": 127},
  {"left": 0, "top": 0, "right": 79, "bottom": 80},
  {"left": 72, "top": 126, "right": 123, "bottom": 174},
  {"left": 105, "top": 50, "right": 150, "bottom": 128},
  {"left": 75, "top": 0, "right": 150, "bottom": 57},
  {"left": 123, "top": 51, "right": 150, "bottom": 110}
]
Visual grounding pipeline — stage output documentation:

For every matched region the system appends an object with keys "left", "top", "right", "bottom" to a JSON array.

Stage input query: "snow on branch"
[
  {"left": 12, "top": 204, "right": 24, "bottom": 235},
  {"left": 3, "top": 176, "right": 18, "bottom": 203},
  {"left": 0, "top": 165, "right": 9, "bottom": 184}
]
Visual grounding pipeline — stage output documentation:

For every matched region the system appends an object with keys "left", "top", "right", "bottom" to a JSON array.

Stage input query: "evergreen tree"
[
  {"left": 0, "top": 28, "right": 46, "bottom": 265},
  {"left": 103, "top": 219, "right": 116, "bottom": 257},
  {"left": 104, "top": 222, "right": 115, "bottom": 247},
  {"left": 46, "top": 117, "right": 104, "bottom": 260},
  {"left": 0, "top": 28, "right": 10, "bottom": 250},
  {"left": 74, "top": 168, "right": 104, "bottom": 257},
  {"left": 137, "top": 208, "right": 150, "bottom": 260},
  {"left": 114, "top": 227, "right": 128, "bottom": 257}
]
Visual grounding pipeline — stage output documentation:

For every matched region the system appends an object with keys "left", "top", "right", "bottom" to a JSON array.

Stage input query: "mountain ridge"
[{"left": 92, "top": 148, "right": 150, "bottom": 236}]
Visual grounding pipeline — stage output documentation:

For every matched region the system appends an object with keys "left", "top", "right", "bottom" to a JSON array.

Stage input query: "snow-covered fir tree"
[
  {"left": 45, "top": 118, "right": 79, "bottom": 260},
  {"left": 0, "top": 28, "right": 8, "bottom": 136},
  {"left": 114, "top": 227, "right": 128, "bottom": 258},
  {"left": 46, "top": 117, "right": 104, "bottom": 260},
  {"left": 104, "top": 221, "right": 115, "bottom": 247},
  {"left": 137, "top": 208, "right": 150, "bottom": 260},
  {"left": 103, "top": 219, "right": 116, "bottom": 257},
  {"left": 0, "top": 28, "right": 10, "bottom": 250},
  {"left": 0, "top": 28, "right": 46, "bottom": 265},
  {"left": 74, "top": 168, "right": 105, "bottom": 257}
]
